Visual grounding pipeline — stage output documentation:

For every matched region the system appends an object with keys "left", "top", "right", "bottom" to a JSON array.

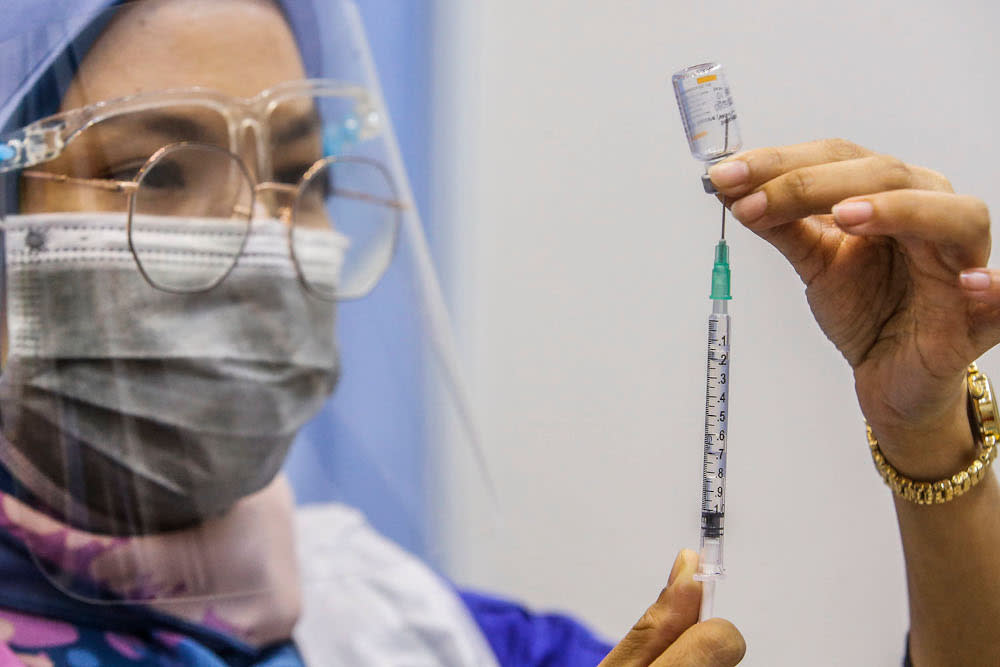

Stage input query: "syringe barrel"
[
  {"left": 672, "top": 63, "right": 742, "bottom": 163},
  {"left": 700, "top": 307, "right": 730, "bottom": 580}
]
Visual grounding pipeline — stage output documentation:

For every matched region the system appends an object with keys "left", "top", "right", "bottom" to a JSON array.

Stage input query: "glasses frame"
[
  {"left": 0, "top": 79, "right": 381, "bottom": 180},
  {"left": 4, "top": 78, "right": 407, "bottom": 301},
  {"left": 292, "top": 154, "right": 403, "bottom": 301},
  {"left": 21, "top": 142, "right": 407, "bottom": 300}
]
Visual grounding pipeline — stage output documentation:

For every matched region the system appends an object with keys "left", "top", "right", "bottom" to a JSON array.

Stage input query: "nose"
[
  {"left": 235, "top": 121, "right": 292, "bottom": 220},
  {"left": 253, "top": 182, "right": 297, "bottom": 223},
  {"left": 237, "top": 123, "right": 262, "bottom": 184}
]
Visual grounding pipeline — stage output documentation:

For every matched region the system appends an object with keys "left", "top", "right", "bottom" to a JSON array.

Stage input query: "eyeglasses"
[
  {"left": 0, "top": 80, "right": 382, "bottom": 176},
  {"left": 2, "top": 80, "right": 408, "bottom": 300},
  {"left": 20, "top": 142, "right": 406, "bottom": 300}
]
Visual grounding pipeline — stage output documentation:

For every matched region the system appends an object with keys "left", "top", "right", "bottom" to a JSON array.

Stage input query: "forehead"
[{"left": 61, "top": 0, "right": 306, "bottom": 110}]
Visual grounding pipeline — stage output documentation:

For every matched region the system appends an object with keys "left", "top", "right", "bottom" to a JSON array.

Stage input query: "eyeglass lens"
[
  {"left": 130, "top": 143, "right": 253, "bottom": 292},
  {"left": 293, "top": 157, "right": 399, "bottom": 300}
]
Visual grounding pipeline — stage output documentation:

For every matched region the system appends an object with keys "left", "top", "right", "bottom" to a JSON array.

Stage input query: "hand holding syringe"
[{"left": 672, "top": 62, "right": 741, "bottom": 621}]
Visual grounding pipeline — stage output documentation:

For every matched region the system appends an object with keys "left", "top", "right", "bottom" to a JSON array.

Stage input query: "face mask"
[{"left": 0, "top": 213, "right": 344, "bottom": 535}]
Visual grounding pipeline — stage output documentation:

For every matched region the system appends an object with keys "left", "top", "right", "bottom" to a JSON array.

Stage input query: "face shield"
[{"left": 0, "top": 0, "right": 496, "bottom": 613}]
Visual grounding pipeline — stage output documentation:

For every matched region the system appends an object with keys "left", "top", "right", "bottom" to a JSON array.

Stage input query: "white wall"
[{"left": 431, "top": 1, "right": 1000, "bottom": 664}]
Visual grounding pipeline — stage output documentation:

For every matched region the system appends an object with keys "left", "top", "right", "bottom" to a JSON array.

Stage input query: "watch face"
[{"left": 969, "top": 367, "right": 999, "bottom": 446}]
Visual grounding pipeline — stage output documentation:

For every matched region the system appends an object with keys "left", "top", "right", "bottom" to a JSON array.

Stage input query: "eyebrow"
[
  {"left": 139, "top": 112, "right": 216, "bottom": 142},
  {"left": 271, "top": 110, "right": 322, "bottom": 145},
  {"left": 73, "top": 110, "right": 223, "bottom": 150},
  {"left": 49, "top": 110, "right": 225, "bottom": 175}
]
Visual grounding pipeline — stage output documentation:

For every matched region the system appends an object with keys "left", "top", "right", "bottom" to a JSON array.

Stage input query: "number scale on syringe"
[{"left": 702, "top": 311, "right": 730, "bottom": 541}]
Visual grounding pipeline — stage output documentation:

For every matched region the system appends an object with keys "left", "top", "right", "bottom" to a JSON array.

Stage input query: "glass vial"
[{"left": 672, "top": 63, "right": 742, "bottom": 164}]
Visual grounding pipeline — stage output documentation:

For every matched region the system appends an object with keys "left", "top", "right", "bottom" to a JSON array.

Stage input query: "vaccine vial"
[{"left": 672, "top": 63, "right": 742, "bottom": 191}]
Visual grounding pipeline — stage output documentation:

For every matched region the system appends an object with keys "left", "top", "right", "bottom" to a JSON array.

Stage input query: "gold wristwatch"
[{"left": 867, "top": 363, "right": 999, "bottom": 504}]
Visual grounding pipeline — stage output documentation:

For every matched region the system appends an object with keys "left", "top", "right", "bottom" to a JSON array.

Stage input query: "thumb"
[{"left": 599, "top": 549, "right": 702, "bottom": 667}]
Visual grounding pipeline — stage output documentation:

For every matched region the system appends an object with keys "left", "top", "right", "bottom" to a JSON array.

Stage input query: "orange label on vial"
[
  {"left": 696, "top": 75, "right": 717, "bottom": 84},
  {"left": 692, "top": 131, "right": 708, "bottom": 140}
]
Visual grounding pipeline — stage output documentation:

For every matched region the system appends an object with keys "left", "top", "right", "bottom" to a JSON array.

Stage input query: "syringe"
[
  {"left": 672, "top": 60, "right": 740, "bottom": 622},
  {"left": 696, "top": 208, "right": 732, "bottom": 622}
]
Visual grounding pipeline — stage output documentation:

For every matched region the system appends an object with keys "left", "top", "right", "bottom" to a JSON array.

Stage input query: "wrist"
[
  {"left": 860, "top": 365, "right": 976, "bottom": 481},
  {"left": 866, "top": 364, "right": 1000, "bottom": 504},
  {"left": 872, "top": 398, "right": 978, "bottom": 481}
]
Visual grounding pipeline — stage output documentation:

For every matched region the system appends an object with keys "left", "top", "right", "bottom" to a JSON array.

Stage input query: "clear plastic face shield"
[{"left": 0, "top": 0, "right": 495, "bottom": 608}]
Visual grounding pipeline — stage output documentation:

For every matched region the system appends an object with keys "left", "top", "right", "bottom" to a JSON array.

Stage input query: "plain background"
[{"left": 428, "top": 1, "right": 1000, "bottom": 665}]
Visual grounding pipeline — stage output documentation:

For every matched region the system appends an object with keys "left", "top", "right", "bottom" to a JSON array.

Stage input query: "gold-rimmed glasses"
[{"left": 22, "top": 142, "right": 406, "bottom": 300}]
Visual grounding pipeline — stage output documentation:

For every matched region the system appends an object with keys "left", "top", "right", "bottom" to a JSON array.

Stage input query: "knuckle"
[
  {"left": 783, "top": 168, "right": 816, "bottom": 203},
  {"left": 823, "top": 137, "right": 865, "bottom": 161},
  {"left": 759, "top": 146, "right": 786, "bottom": 174},
  {"left": 965, "top": 195, "right": 991, "bottom": 233},
  {"left": 632, "top": 602, "right": 665, "bottom": 634},
  {"left": 877, "top": 156, "right": 913, "bottom": 189},
  {"left": 630, "top": 588, "right": 698, "bottom": 637},
  {"left": 612, "top": 601, "right": 677, "bottom": 660},
  {"left": 975, "top": 197, "right": 990, "bottom": 224},
  {"left": 925, "top": 167, "right": 954, "bottom": 192}
]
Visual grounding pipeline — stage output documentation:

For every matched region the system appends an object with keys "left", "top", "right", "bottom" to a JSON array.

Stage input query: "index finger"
[{"left": 708, "top": 138, "right": 875, "bottom": 197}]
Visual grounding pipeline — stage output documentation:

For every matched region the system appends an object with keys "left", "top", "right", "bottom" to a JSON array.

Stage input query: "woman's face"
[{"left": 3, "top": 0, "right": 341, "bottom": 536}]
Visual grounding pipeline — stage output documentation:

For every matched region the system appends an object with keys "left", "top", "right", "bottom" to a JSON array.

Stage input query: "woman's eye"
[
  {"left": 101, "top": 159, "right": 147, "bottom": 182},
  {"left": 138, "top": 158, "right": 186, "bottom": 190},
  {"left": 274, "top": 164, "right": 312, "bottom": 184},
  {"left": 276, "top": 165, "right": 335, "bottom": 203}
]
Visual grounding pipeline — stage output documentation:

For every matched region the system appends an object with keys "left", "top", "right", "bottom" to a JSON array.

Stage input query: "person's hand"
[
  {"left": 599, "top": 549, "right": 745, "bottom": 666},
  {"left": 708, "top": 140, "right": 997, "bottom": 479}
]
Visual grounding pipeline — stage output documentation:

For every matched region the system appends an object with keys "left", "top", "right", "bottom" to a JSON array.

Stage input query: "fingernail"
[
  {"left": 960, "top": 270, "right": 991, "bottom": 291},
  {"left": 832, "top": 201, "right": 873, "bottom": 226},
  {"left": 708, "top": 161, "right": 749, "bottom": 188},
  {"left": 731, "top": 191, "right": 767, "bottom": 222}
]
